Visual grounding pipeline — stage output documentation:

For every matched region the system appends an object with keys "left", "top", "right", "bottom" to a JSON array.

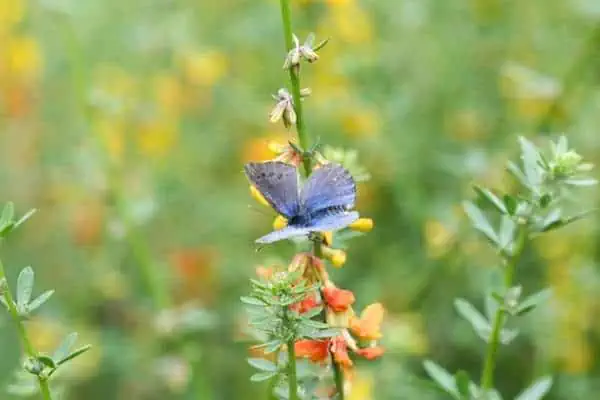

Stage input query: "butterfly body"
[{"left": 244, "top": 161, "right": 358, "bottom": 244}]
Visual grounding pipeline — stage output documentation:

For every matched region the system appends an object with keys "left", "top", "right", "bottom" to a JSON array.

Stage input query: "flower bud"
[
  {"left": 323, "top": 247, "right": 347, "bottom": 268},
  {"left": 349, "top": 218, "right": 374, "bottom": 233},
  {"left": 249, "top": 186, "right": 269, "bottom": 207},
  {"left": 273, "top": 215, "right": 288, "bottom": 230}
]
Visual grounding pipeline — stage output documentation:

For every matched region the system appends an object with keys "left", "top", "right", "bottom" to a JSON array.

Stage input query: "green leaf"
[
  {"left": 515, "top": 376, "right": 553, "bottom": 400},
  {"left": 13, "top": 209, "right": 37, "bottom": 229},
  {"left": 519, "top": 136, "right": 543, "bottom": 189},
  {"left": 53, "top": 332, "right": 79, "bottom": 362},
  {"left": 503, "top": 195, "right": 517, "bottom": 215},
  {"left": 454, "top": 370, "right": 470, "bottom": 398},
  {"left": 498, "top": 216, "right": 515, "bottom": 252},
  {"left": 463, "top": 202, "right": 498, "bottom": 245},
  {"left": 309, "top": 328, "right": 342, "bottom": 338},
  {"left": 473, "top": 186, "right": 507, "bottom": 214},
  {"left": 36, "top": 355, "right": 56, "bottom": 369},
  {"left": 247, "top": 358, "right": 277, "bottom": 372},
  {"left": 28, "top": 290, "right": 54, "bottom": 313},
  {"left": 540, "top": 209, "right": 596, "bottom": 233},
  {"left": 301, "top": 306, "right": 323, "bottom": 319},
  {"left": 16, "top": 267, "right": 34, "bottom": 309},
  {"left": 423, "top": 360, "right": 460, "bottom": 399},
  {"left": 499, "top": 328, "right": 519, "bottom": 345},
  {"left": 56, "top": 345, "right": 92, "bottom": 366},
  {"left": 507, "top": 161, "right": 529, "bottom": 188},
  {"left": 261, "top": 339, "right": 283, "bottom": 354},
  {"left": 539, "top": 194, "right": 552, "bottom": 209},
  {"left": 454, "top": 299, "right": 491, "bottom": 342},
  {"left": 0, "top": 202, "right": 15, "bottom": 229},
  {"left": 240, "top": 296, "right": 266, "bottom": 306},
  {"left": 564, "top": 178, "right": 598, "bottom": 186},
  {"left": 516, "top": 289, "right": 552, "bottom": 316},
  {"left": 250, "top": 371, "right": 277, "bottom": 382}
]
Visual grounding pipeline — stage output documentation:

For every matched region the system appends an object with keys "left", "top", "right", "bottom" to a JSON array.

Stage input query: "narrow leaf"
[
  {"left": 503, "top": 195, "right": 517, "bottom": 215},
  {"left": 519, "top": 136, "right": 543, "bottom": 188},
  {"left": 13, "top": 209, "right": 37, "bottom": 229},
  {"left": 36, "top": 355, "right": 56, "bottom": 369},
  {"left": 517, "top": 289, "right": 552, "bottom": 316},
  {"left": 247, "top": 358, "right": 277, "bottom": 372},
  {"left": 473, "top": 186, "right": 507, "bottom": 214},
  {"left": 564, "top": 178, "right": 598, "bottom": 186},
  {"left": 16, "top": 267, "right": 34, "bottom": 308},
  {"left": 240, "top": 296, "right": 266, "bottom": 306},
  {"left": 53, "top": 332, "right": 78, "bottom": 362},
  {"left": 0, "top": 202, "right": 15, "bottom": 228},
  {"left": 301, "top": 306, "right": 323, "bottom": 319},
  {"left": 310, "top": 328, "right": 342, "bottom": 338},
  {"left": 423, "top": 360, "right": 460, "bottom": 399},
  {"left": 28, "top": 290, "right": 54, "bottom": 313},
  {"left": 454, "top": 370, "right": 470, "bottom": 398},
  {"left": 515, "top": 376, "right": 553, "bottom": 400},
  {"left": 507, "top": 161, "right": 529, "bottom": 188},
  {"left": 56, "top": 345, "right": 92, "bottom": 366},
  {"left": 454, "top": 299, "right": 491, "bottom": 341},
  {"left": 463, "top": 202, "right": 498, "bottom": 244},
  {"left": 250, "top": 371, "right": 277, "bottom": 382}
]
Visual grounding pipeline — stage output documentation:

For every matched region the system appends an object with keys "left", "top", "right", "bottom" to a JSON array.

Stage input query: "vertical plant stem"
[
  {"left": 279, "top": 0, "right": 312, "bottom": 175},
  {"left": 0, "top": 257, "right": 52, "bottom": 400},
  {"left": 287, "top": 339, "right": 299, "bottom": 400},
  {"left": 332, "top": 358, "right": 345, "bottom": 400},
  {"left": 480, "top": 227, "right": 527, "bottom": 390}
]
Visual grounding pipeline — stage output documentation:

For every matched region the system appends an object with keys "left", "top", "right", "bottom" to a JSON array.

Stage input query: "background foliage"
[{"left": 1, "top": 0, "right": 600, "bottom": 398}]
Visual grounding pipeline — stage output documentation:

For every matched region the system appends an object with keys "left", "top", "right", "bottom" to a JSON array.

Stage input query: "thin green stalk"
[
  {"left": 332, "top": 357, "right": 345, "bottom": 400},
  {"left": 279, "top": 0, "right": 312, "bottom": 176},
  {"left": 0, "top": 257, "right": 52, "bottom": 400},
  {"left": 480, "top": 227, "right": 527, "bottom": 390},
  {"left": 287, "top": 339, "right": 299, "bottom": 400}
]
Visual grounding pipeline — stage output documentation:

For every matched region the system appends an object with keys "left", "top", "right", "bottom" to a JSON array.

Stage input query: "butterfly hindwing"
[
  {"left": 300, "top": 163, "right": 356, "bottom": 213},
  {"left": 244, "top": 161, "right": 300, "bottom": 218},
  {"left": 309, "top": 210, "right": 359, "bottom": 232},
  {"left": 255, "top": 226, "right": 312, "bottom": 244}
]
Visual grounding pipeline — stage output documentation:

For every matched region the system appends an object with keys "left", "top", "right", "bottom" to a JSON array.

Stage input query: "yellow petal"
[
  {"left": 273, "top": 215, "right": 288, "bottom": 230},
  {"left": 349, "top": 218, "right": 373, "bottom": 233}
]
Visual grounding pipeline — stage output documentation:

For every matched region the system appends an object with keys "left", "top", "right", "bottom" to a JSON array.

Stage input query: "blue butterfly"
[{"left": 245, "top": 161, "right": 359, "bottom": 244}]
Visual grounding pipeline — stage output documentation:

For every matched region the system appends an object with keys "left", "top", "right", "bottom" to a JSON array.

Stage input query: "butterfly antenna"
[
  {"left": 247, "top": 204, "right": 273, "bottom": 217},
  {"left": 255, "top": 244, "right": 265, "bottom": 253}
]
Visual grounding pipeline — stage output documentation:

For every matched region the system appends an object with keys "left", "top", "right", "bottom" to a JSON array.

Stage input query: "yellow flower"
[
  {"left": 95, "top": 118, "right": 125, "bottom": 162},
  {"left": 180, "top": 50, "right": 228, "bottom": 87},
  {"left": 273, "top": 215, "right": 288, "bottom": 230},
  {"left": 322, "top": 231, "right": 334, "bottom": 246},
  {"left": 6, "top": 36, "right": 43, "bottom": 82},
  {"left": 323, "top": 247, "right": 347, "bottom": 268},
  {"left": 424, "top": 219, "right": 454, "bottom": 259},
  {"left": 0, "top": 0, "right": 24, "bottom": 31},
  {"left": 249, "top": 185, "right": 269, "bottom": 207},
  {"left": 342, "top": 109, "right": 380, "bottom": 138},
  {"left": 154, "top": 73, "right": 183, "bottom": 118},
  {"left": 349, "top": 218, "right": 373, "bottom": 233},
  {"left": 350, "top": 303, "right": 384, "bottom": 341},
  {"left": 137, "top": 118, "right": 178, "bottom": 159}
]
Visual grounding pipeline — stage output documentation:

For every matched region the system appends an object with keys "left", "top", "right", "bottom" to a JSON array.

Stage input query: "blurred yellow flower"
[
  {"left": 154, "top": 73, "right": 183, "bottom": 118},
  {"left": 137, "top": 118, "right": 178, "bottom": 159},
  {"left": 324, "top": 247, "right": 347, "bottom": 268},
  {"left": 385, "top": 313, "right": 428, "bottom": 355},
  {"left": 0, "top": 0, "right": 24, "bottom": 31},
  {"left": 349, "top": 370, "right": 374, "bottom": 400},
  {"left": 6, "top": 36, "right": 42, "bottom": 82},
  {"left": 95, "top": 118, "right": 125, "bottom": 162},
  {"left": 180, "top": 50, "right": 228, "bottom": 87},
  {"left": 342, "top": 108, "right": 380, "bottom": 138},
  {"left": 424, "top": 219, "right": 454, "bottom": 259},
  {"left": 445, "top": 109, "right": 487, "bottom": 142},
  {"left": 326, "top": 1, "right": 373, "bottom": 44}
]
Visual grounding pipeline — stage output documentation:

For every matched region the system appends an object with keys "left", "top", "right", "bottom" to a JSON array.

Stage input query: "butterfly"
[{"left": 244, "top": 161, "right": 359, "bottom": 244}]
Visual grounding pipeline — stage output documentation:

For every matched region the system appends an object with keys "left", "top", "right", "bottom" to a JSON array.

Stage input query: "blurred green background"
[{"left": 1, "top": 0, "right": 600, "bottom": 398}]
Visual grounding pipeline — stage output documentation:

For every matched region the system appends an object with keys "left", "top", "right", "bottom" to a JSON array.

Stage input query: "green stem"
[
  {"left": 332, "top": 356, "right": 345, "bottom": 400},
  {"left": 287, "top": 339, "right": 299, "bottom": 400},
  {"left": 0, "top": 258, "right": 52, "bottom": 400},
  {"left": 279, "top": 0, "right": 312, "bottom": 176},
  {"left": 480, "top": 227, "right": 527, "bottom": 390}
]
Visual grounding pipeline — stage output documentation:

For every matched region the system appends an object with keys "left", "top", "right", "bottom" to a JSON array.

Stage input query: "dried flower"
[{"left": 283, "top": 33, "right": 328, "bottom": 70}]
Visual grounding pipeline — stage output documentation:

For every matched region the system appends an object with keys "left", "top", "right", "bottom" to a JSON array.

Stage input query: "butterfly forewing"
[
  {"left": 244, "top": 161, "right": 300, "bottom": 218},
  {"left": 300, "top": 163, "right": 356, "bottom": 213},
  {"left": 255, "top": 226, "right": 312, "bottom": 244}
]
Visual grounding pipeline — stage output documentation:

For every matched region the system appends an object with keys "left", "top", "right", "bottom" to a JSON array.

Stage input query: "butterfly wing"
[
  {"left": 244, "top": 161, "right": 300, "bottom": 218},
  {"left": 255, "top": 211, "right": 359, "bottom": 244},
  {"left": 255, "top": 226, "right": 312, "bottom": 244},
  {"left": 310, "top": 210, "right": 359, "bottom": 232},
  {"left": 300, "top": 163, "right": 356, "bottom": 213}
]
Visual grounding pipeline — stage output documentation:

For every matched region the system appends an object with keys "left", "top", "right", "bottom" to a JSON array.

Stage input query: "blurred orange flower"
[
  {"left": 295, "top": 339, "right": 329, "bottom": 363},
  {"left": 322, "top": 286, "right": 355, "bottom": 312},
  {"left": 350, "top": 303, "right": 384, "bottom": 341}
]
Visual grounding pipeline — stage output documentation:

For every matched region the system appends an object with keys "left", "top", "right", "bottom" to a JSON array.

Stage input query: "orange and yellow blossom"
[
  {"left": 350, "top": 302, "right": 384, "bottom": 341},
  {"left": 295, "top": 339, "right": 329, "bottom": 364},
  {"left": 322, "top": 285, "right": 355, "bottom": 313}
]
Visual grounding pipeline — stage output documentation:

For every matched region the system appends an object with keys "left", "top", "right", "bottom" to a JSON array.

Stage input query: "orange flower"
[
  {"left": 322, "top": 286, "right": 355, "bottom": 312},
  {"left": 356, "top": 346, "right": 385, "bottom": 360},
  {"left": 290, "top": 293, "right": 320, "bottom": 314},
  {"left": 331, "top": 336, "right": 352, "bottom": 368},
  {"left": 350, "top": 303, "right": 384, "bottom": 341},
  {"left": 295, "top": 340, "right": 329, "bottom": 363},
  {"left": 255, "top": 266, "right": 274, "bottom": 280}
]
